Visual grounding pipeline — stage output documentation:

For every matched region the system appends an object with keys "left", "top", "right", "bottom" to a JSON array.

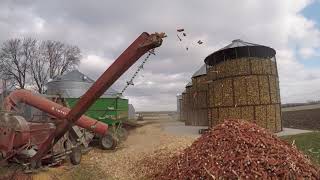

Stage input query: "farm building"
[
  {"left": 180, "top": 90, "right": 187, "bottom": 122},
  {"left": 176, "top": 94, "right": 182, "bottom": 120},
  {"left": 189, "top": 64, "right": 209, "bottom": 126},
  {"left": 128, "top": 104, "right": 136, "bottom": 120},
  {"left": 46, "top": 70, "right": 130, "bottom": 125},
  {"left": 183, "top": 81, "right": 193, "bottom": 125},
  {"left": 205, "top": 39, "right": 282, "bottom": 132},
  {"left": 181, "top": 64, "right": 209, "bottom": 126}
]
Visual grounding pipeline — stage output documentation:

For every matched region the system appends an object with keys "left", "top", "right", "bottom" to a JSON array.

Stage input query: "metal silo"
[
  {"left": 46, "top": 70, "right": 118, "bottom": 98},
  {"left": 176, "top": 94, "right": 182, "bottom": 120},
  {"left": 177, "top": 94, "right": 182, "bottom": 112},
  {"left": 205, "top": 39, "right": 281, "bottom": 132},
  {"left": 184, "top": 82, "right": 193, "bottom": 125},
  {"left": 181, "top": 90, "right": 187, "bottom": 122},
  {"left": 128, "top": 104, "right": 136, "bottom": 120},
  {"left": 46, "top": 70, "right": 129, "bottom": 125},
  {"left": 190, "top": 64, "right": 209, "bottom": 126}
]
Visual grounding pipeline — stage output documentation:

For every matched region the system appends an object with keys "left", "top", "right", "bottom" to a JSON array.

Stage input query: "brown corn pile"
[{"left": 154, "top": 119, "right": 320, "bottom": 179}]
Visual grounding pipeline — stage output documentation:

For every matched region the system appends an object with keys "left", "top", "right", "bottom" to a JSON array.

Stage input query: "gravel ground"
[
  {"left": 28, "top": 118, "right": 197, "bottom": 180},
  {"left": 163, "top": 121, "right": 206, "bottom": 137},
  {"left": 276, "top": 128, "right": 312, "bottom": 137},
  {"left": 5, "top": 117, "right": 310, "bottom": 179}
]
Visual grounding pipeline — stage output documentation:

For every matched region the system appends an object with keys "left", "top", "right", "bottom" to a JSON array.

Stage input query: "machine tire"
[
  {"left": 117, "top": 128, "right": 128, "bottom": 141},
  {"left": 0, "top": 151, "right": 7, "bottom": 165},
  {"left": 100, "top": 134, "right": 117, "bottom": 150},
  {"left": 70, "top": 147, "right": 82, "bottom": 165}
]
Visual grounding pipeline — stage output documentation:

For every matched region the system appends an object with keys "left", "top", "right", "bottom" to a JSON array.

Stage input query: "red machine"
[{"left": 0, "top": 32, "right": 165, "bottom": 169}]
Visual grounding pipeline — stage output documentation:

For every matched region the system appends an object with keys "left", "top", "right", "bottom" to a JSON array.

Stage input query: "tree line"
[{"left": 0, "top": 38, "right": 81, "bottom": 93}]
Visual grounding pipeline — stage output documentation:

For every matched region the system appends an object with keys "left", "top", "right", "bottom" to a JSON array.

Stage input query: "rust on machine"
[
  {"left": 29, "top": 32, "right": 166, "bottom": 166},
  {"left": 65, "top": 32, "right": 165, "bottom": 126},
  {"left": 0, "top": 32, "right": 166, "bottom": 169},
  {"left": 3, "top": 90, "right": 108, "bottom": 135}
]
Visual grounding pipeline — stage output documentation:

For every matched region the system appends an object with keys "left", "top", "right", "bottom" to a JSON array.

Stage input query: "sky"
[{"left": 0, "top": 0, "right": 319, "bottom": 111}]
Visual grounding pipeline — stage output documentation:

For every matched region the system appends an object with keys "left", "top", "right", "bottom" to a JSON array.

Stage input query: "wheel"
[
  {"left": 30, "top": 160, "right": 42, "bottom": 169},
  {"left": 70, "top": 147, "right": 82, "bottom": 165},
  {"left": 117, "top": 128, "right": 128, "bottom": 141},
  {"left": 100, "top": 134, "right": 117, "bottom": 150},
  {"left": 0, "top": 151, "right": 5, "bottom": 162}
]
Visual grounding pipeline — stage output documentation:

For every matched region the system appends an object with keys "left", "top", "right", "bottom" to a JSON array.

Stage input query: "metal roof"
[
  {"left": 47, "top": 70, "right": 120, "bottom": 97},
  {"left": 53, "top": 70, "right": 95, "bottom": 83},
  {"left": 185, "top": 81, "right": 192, "bottom": 87},
  {"left": 218, "top": 39, "right": 260, "bottom": 51},
  {"left": 192, "top": 64, "right": 207, "bottom": 78},
  {"left": 204, "top": 39, "right": 276, "bottom": 66}
]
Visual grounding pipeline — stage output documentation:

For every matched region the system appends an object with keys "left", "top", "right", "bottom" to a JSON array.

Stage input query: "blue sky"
[
  {"left": 301, "top": 1, "right": 320, "bottom": 67},
  {"left": 303, "top": 1, "right": 320, "bottom": 27}
]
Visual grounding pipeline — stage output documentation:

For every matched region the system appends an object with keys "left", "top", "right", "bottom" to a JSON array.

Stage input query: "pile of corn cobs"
[{"left": 154, "top": 119, "right": 319, "bottom": 179}]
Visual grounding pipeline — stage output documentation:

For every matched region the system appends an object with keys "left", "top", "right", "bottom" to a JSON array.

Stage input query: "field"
[
  {"left": 281, "top": 132, "right": 320, "bottom": 166},
  {"left": 282, "top": 106, "right": 320, "bottom": 130}
]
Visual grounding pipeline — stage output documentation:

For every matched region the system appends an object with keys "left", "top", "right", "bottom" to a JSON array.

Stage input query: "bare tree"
[
  {"left": 29, "top": 42, "right": 48, "bottom": 93},
  {"left": 40, "top": 41, "right": 63, "bottom": 79},
  {"left": 57, "top": 45, "right": 81, "bottom": 76},
  {"left": 0, "top": 38, "right": 36, "bottom": 89},
  {"left": 0, "top": 38, "right": 81, "bottom": 93},
  {"left": 41, "top": 40, "right": 81, "bottom": 79}
]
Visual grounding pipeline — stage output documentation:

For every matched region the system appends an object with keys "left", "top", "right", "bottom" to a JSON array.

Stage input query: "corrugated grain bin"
[
  {"left": 184, "top": 82, "right": 193, "bottom": 125},
  {"left": 189, "top": 64, "right": 209, "bottom": 126},
  {"left": 46, "top": 70, "right": 128, "bottom": 126},
  {"left": 204, "top": 39, "right": 281, "bottom": 132},
  {"left": 177, "top": 94, "right": 183, "bottom": 121},
  {"left": 181, "top": 91, "right": 187, "bottom": 122}
]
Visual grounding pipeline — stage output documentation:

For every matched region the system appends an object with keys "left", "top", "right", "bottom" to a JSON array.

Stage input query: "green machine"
[
  {"left": 65, "top": 97, "right": 129, "bottom": 145},
  {"left": 46, "top": 70, "right": 130, "bottom": 148},
  {"left": 65, "top": 97, "right": 129, "bottom": 126}
]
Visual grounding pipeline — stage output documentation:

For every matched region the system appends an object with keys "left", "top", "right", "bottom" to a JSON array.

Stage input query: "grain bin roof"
[
  {"left": 52, "top": 70, "right": 95, "bottom": 83},
  {"left": 186, "top": 81, "right": 192, "bottom": 87},
  {"left": 192, "top": 64, "right": 207, "bottom": 78},
  {"left": 47, "top": 70, "right": 120, "bottom": 97},
  {"left": 204, "top": 39, "right": 276, "bottom": 66}
]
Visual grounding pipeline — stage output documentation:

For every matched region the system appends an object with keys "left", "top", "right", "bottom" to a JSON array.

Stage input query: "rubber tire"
[
  {"left": 70, "top": 147, "right": 82, "bottom": 165},
  {"left": 100, "top": 134, "right": 117, "bottom": 150},
  {"left": 117, "top": 128, "right": 128, "bottom": 141}
]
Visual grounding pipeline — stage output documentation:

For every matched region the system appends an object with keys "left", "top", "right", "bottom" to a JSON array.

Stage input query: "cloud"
[
  {"left": 299, "top": 48, "right": 317, "bottom": 58},
  {"left": 79, "top": 54, "right": 113, "bottom": 79},
  {"left": 0, "top": 0, "right": 320, "bottom": 110}
]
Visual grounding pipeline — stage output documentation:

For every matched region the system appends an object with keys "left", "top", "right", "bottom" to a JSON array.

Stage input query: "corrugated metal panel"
[
  {"left": 51, "top": 70, "right": 94, "bottom": 83},
  {"left": 46, "top": 70, "right": 120, "bottom": 98},
  {"left": 205, "top": 39, "right": 276, "bottom": 66},
  {"left": 192, "top": 64, "right": 207, "bottom": 78},
  {"left": 218, "top": 39, "right": 261, "bottom": 51},
  {"left": 185, "top": 81, "right": 192, "bottom": 87},
  {"left": 128, "top": 104, "right": 135, "bottom": 120},
  {"left": 177, "top": 94, "right": 182, "bottom": 112}
]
